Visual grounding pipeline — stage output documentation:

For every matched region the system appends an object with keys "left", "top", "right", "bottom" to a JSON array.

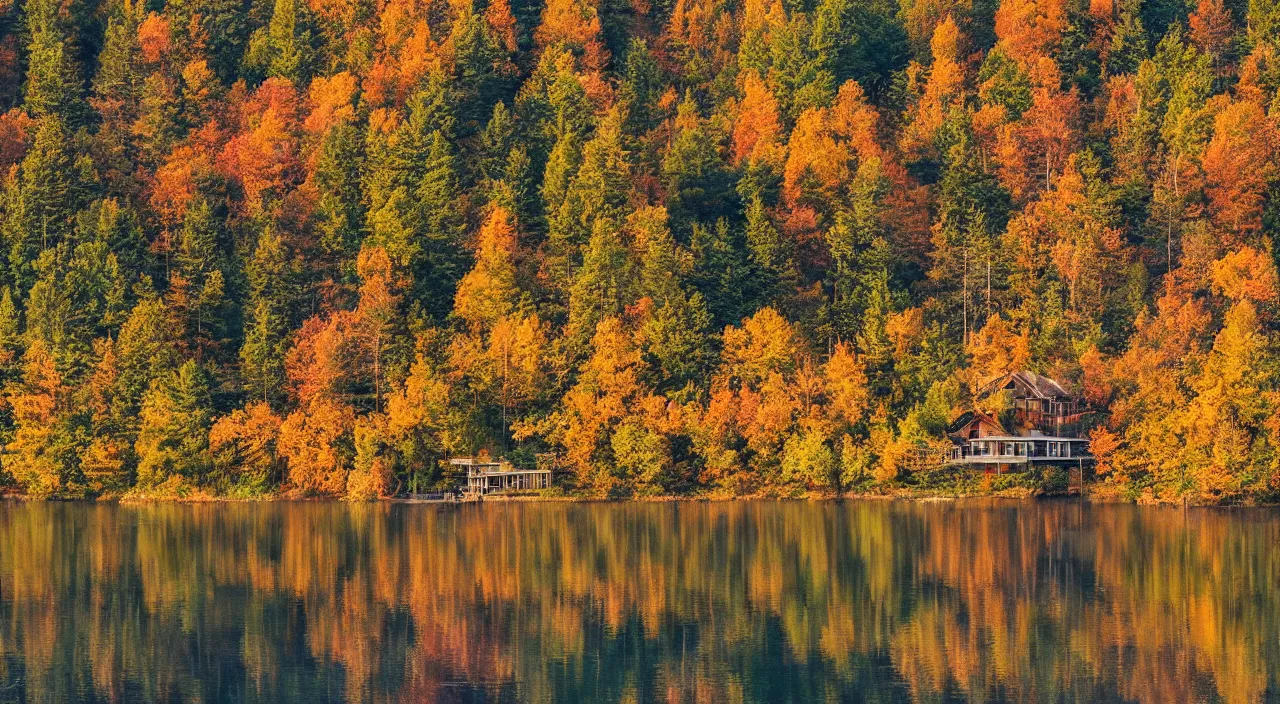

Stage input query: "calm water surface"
[{"left": 0, "top": 500, "right": 1278, "bottom": 703}]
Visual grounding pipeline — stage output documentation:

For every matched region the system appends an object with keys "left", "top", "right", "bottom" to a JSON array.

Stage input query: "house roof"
[
  {"left": 946, "top": 410, "right": 1006, "bottom": 436},
  {"left": 978, "top": 370, "right": 1072, "bottom": 400}
]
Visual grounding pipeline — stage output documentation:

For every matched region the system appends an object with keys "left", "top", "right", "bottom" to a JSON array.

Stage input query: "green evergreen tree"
[
  {"left": 241, "top": 228, "right": 290, "bottom": 405},
  {"left": 3, "top": 117, "right": 88, "bottom": 294},
  {"left": 134, "top": 359, "right": 214, "bottom": 487},
  {"left": 567, "top": 219, "right": 633, "bottom": 345},
  {"left": 243, "top": 0, "right": 312, "bottom": 83},
  {"left": 314, "top": 123, "right": 366, "bottom": 266},
  {"left": 662, "top": 94, "right": 735, "bottom": 227},
  {"left": 22, "top": 0, "right": 82, "bottom": 122}
]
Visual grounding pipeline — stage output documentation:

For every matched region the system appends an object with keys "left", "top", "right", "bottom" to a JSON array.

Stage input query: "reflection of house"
[
  {"left": 946, "top": 372, "right": 1092, "bottom": 471},
  {"left": 451, "top": 458, "right": 551, "bottom": 495}
]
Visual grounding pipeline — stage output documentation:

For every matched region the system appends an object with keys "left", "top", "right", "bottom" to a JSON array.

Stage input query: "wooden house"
[
  {"left": 976, "top": 371, "right": 1087, "bottom": 436},
  {"left": 945, "top": 371, "right": 1092, "bottom": 471},
  {"left": 451, "top": 458, "right": 552, "bottom": 496}
]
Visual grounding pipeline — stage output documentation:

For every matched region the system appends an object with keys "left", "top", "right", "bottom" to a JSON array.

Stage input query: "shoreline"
[{"left": 5, "top": 485, "right": 1272, "bottom": 507}]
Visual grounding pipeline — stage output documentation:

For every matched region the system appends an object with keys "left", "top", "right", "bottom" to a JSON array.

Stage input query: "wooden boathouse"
[{"left": 451, "top": 458, "right": 552, "bottom": 496}]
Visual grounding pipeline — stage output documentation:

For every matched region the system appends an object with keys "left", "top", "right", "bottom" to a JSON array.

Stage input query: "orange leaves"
[
  {"left": 358, "top": 0, "right": 456, "bottom": 108},
  {"left": 482, "top": 314, "right": 548, "bottom": 399},
  {"left": 4, "top": 342, "right": 73, "bottom": 498},
  {"left": 993, "top": 0, "right": 1067, "bottom": 66},
  {"left": 385, "top": 353, "right": 452, "bottom": 441},
  {"left": 280, "top": 397, "right": 357, "bottom": 495},
  {"left": 485, "top": 0, "right": 519, "bottom": 52},
  {"left": 736, "top": 373, "right": 798, "bottom": 456},
  {"left": 1211, "top": 247, "right": 1279, "bottom": 307},
  {"left": 449, "top": 208, "right": 546, "bottom": 420},
  {"left": 528, "top": 317, "right": 657, "bottom": 491},
  {"left": 356, "top": 245, "right": 402, "bottom": 321},
  {"left": 210, "top": 402, "right": 284, "bottom": 478},
  {"left": 782, "top": 81, "right": 886, "bottom": 210},
  {"left": 822, "top": 343, "right": 869, "bottom": 427},
  {"left": 1009, "top": 154, "right": 1130, "bottom": 319},
  {"left": 219, "top": 79, "right": 302, "bottom": 215},
  {"left": 731, "top": 72, "right": 783, "bottom": 167},
  {"left": 994, "top": 60, "right": 1081, "bottom": 202},
  {"left": 903, "top": 16, "right": 966, "bottom": 154},
  {"left": 1202, "top": 100, "right": 1277, "bottom": 238},
  {"left": 1110, "top": 289, "right": 1213, "bottom": 423},
  {"left": 1087, "top": 426, "right": 1121, "bottom": 477},
  {"left": 305, "top": 72, "right": 359, "bottom": 135},
  {"left": 900, "top": 0, "right": 968, "bottom": 58},
  {"left": 664, "top": 0, "right": 723, "bottom": 56},
  {"left": 783, "top": 108, "right": 850, "bottom": 208},
  {"left": 1079, "top": 345, "right": 1112, "bottom": 407},
  {"left": 453, "top": 207, "right": 520, "bottom": 333},
  {"left": 534, "top": 0, "right": 605, "bottom": 61},
  {"left": 885, "top": 308, "right": 925, "bottom": 360},
  {"left": 966, "top": 315, "right": 1030, "bottom": 384},
  {"left": 929, "top": 12, "right": 963, "bottom": 64},
  {"left": 150, "top": 145, "right": 216, "bottom": 228},
  {"left": 720, "top": 308, "right": 799, "bottom": 386},
  {"left": 582, "top": 317, "right": 645, "bottom": 402},
  {"left": 286, "top": 314, "right": 359, "bottom": 406},
  {"left": 1189, "top": 0, "right": 1234, "bottom": 60},
  {"left": 0, "top": 108, "right": 34, "bottom": 170},
  {"left": 137, "top": 13, "right": 172, "bottom": 65}
]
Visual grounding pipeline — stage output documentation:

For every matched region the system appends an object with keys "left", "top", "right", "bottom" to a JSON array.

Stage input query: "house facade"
[
  {"left": 946, "top": 372, "right": 1093, "bottom": 472},
  {"left": 451, "top": 458, "right": 552, "bottom": 495}
]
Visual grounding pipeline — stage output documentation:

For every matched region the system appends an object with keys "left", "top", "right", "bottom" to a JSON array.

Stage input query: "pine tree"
[
  {"left": 567, "top": 218, "right": 633, "bottom": 345},
  {"left": 662, "top": 93, "right": 734, "bottom": 226},
  {"left": 412, "top": 130, "right": 467, "bottom": 317},
  {"left": 3, "top": 117, "right": 85, "bottom": 294},
  {"left": 22, "top": 0, "right": 82, "bottom": 122},
  {"left": 173, "top": 199, "right": 230, "bottom": 351},
  {"left": 134, "top": 359, "right": 214, "bottom": 488},
  {"left": 243, "top": 0, "right": 312, "bottom": 83},
  {"left": 313, "top": 123, "right": 366, "bottom": 265},
  {"left": 618, "top": 39, "right": 662, "bottom": 136},
  {"left": 241, "top": 228, "right": 290, "bottom": 405}
]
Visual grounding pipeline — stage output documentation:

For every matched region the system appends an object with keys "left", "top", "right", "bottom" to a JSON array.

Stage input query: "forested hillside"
[{"left": 0, "top": 0, "right": 1278, "bottom": 501}]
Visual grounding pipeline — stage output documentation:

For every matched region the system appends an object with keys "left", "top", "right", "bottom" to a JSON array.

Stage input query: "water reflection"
[{"left": 0, "top": 500, "right": 1277, "bottom": 703}]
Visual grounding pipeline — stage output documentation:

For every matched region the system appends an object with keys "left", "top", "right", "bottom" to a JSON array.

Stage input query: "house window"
[{"left": 1048, "top": 442, "right": 1061, "bottom": 457}]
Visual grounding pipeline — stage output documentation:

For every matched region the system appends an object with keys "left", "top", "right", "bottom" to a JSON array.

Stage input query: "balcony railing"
[{"left": 947, "top": 440, "right": 1089, "bottom": 463}]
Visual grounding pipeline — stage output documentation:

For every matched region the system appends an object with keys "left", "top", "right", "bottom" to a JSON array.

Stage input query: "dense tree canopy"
[{"left": 0, "top": 0, "right": 1278, "bottom": 501}]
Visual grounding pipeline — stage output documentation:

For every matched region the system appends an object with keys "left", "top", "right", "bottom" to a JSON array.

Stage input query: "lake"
[{"left": 0, "top": 500, "right": 1277, "bottom": 703}]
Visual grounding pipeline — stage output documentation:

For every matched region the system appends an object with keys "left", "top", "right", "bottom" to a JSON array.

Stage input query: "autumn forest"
[{"left": 0, "top": 0, "right": 1278, "bottom": 501}]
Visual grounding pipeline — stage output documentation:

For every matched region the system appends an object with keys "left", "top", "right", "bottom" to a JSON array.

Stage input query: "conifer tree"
[
  {"left": 241, "top": 228, "right": 290, "bottom": 405},
  {"left": 134, "top": 359, "right": 214, "bottom": 488},
  {"left": 22, "top": 0, "right": 81, "bottom": 122}
]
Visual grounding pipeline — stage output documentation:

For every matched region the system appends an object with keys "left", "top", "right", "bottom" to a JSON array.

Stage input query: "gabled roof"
[
  {"left": 947, "top": 410, "right": 1006, "bottom": 436},
  {"left": 977, "top": 370, "right": 1072, "bottom": 401}
]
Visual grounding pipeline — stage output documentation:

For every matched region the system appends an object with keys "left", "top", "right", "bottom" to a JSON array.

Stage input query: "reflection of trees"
[{"left": 0, "top": 502, "right": 1277, "bottom": 702}]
